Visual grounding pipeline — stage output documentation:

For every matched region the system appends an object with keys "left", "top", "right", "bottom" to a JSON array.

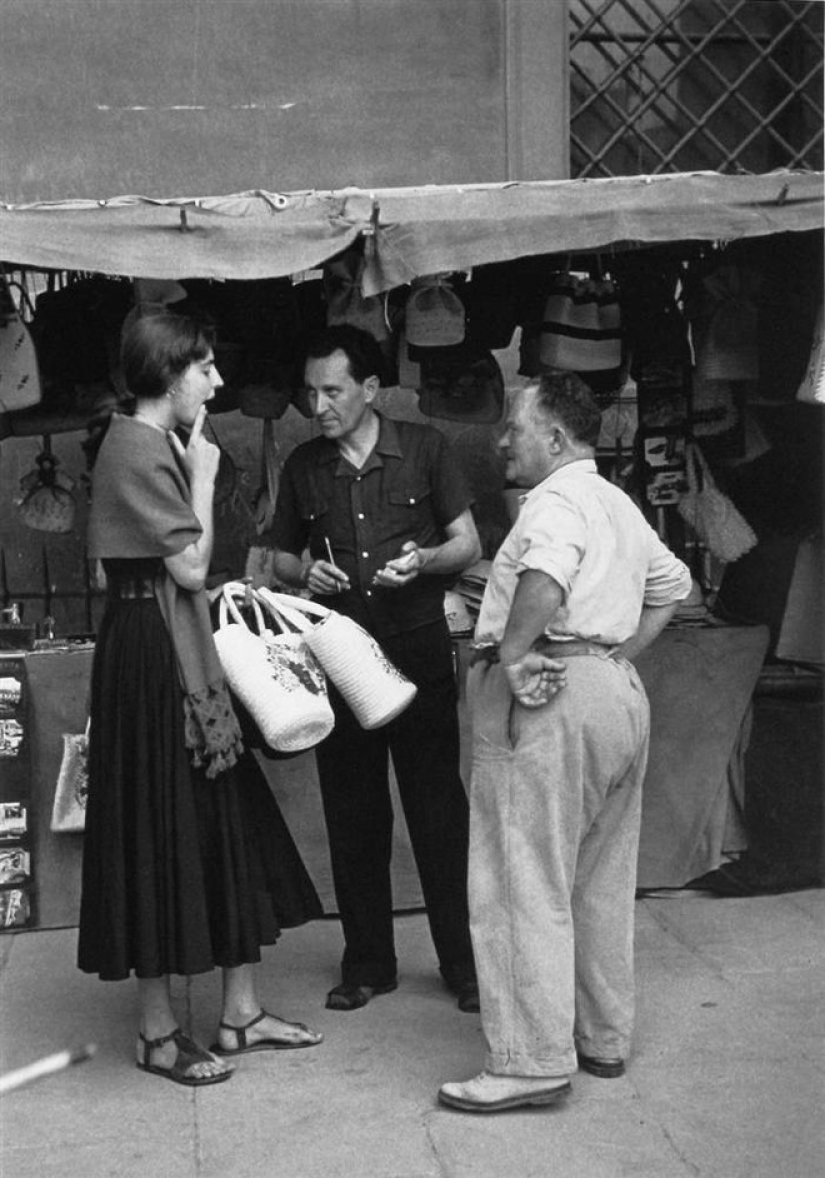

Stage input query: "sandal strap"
[
  {"left": 139, "top": 1026, "right": 182, "bottom": 1063},
  {"left": 139, "top": 1027, "right": 219, "bottom": 1076},
  {"left": 216, "top": 1008, "right": 268, "bottom": 1050}
]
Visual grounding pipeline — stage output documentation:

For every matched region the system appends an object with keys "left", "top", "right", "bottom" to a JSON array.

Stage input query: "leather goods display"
[
  {"left": 50, "top": 720, "right": 90, "bottom": 834},
  {"left": 258, "top": 588, "right": 418, "bottom": 730},
  {"left": 213, "top": 582, "right": 334, "bottom": 754}
]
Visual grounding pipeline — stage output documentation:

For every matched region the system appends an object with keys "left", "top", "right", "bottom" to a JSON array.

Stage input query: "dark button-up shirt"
[{"left": 268, "top": 414, "right": 473, "bottom": 638}]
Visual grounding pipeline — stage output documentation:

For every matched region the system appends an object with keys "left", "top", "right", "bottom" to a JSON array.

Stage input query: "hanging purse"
[
  {"left": 539, "top": 272, "right": 622, "bottom": 372},
  {"left": 324, "top": 248, "right": 391, "bottom": 341},
  {"left": 50, "top": 719, "right": 90, "bottom": 834},
  {"left": 213, "top": 582, "right": 334, "bottom": 753},
  {"left": 405, "top": 275, "right": 466, "bottom": 348},
  {"left": 796, "top": 301, "right": 825, "bottom": 405},
  {"left": 16, "top": 441, "right": 76, "bottom": 534},
  {"left": 258, "top": 588, "right": 418, "bottom": 730},
  {"left": 677, "top": 443, "right": 758, "bottom": 564},
  {"left": 415, "top": 344, "right": 505, "bottom": 424},
  {"left": 0, "top": 273, "right": 42, "bottom": 414}
]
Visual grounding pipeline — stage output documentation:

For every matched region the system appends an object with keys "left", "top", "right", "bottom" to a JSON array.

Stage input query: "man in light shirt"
[{"left": 439, "top": 372, "right": 691, "bottom": 1113}]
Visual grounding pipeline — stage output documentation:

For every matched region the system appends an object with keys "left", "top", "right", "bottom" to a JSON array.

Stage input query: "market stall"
[{"left": 1, "top": 168, "right": 822, "bottom": 928}]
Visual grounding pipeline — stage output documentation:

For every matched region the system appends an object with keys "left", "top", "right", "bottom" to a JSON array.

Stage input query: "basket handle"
[
  {"left": 218, "top": 581, "right": 267, "bottom": 636},
  {"left": 257, "top": 587, "right": 332, "bottom": 631}
]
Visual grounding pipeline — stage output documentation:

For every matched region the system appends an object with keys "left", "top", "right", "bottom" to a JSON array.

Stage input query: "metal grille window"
[{"left": 570, "top": 0, "right": 824, "bottom": 177}]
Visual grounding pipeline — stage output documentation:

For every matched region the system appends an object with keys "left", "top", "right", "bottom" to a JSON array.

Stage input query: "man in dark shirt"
[{"left": 269, "top": 325, "right": 481, "bottom": 1013}]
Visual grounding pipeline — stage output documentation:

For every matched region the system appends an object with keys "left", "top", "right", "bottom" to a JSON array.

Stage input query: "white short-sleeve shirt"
[{"left": 476, "top": 459, "right": 691, "bottom": 646}]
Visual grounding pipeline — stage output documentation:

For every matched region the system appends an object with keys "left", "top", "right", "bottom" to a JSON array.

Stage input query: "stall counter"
[{"left": 16, "top": 623, "right": 769, "bottom": 929}]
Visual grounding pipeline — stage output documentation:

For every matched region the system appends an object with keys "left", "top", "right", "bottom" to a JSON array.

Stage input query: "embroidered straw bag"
[
  {"left": 51, "top": 720, "right": 90, "bottom": 833},
  {"left": 213, "top": 582, "right": 334, "bottom": 753},
  {"left": 258, "top": 588, "right": 418, "bottom": 729}
]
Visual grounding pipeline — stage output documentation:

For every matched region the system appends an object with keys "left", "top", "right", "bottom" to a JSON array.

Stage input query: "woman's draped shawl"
[{"left": 88, "top": 414, "right": 243, "bottom": 777}]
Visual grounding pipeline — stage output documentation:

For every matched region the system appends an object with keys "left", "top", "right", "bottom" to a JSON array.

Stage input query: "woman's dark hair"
[
  {"left": 121, "top": 312, "right": 216, "bottom": 400},
  {"left": 305, "top": 324, "right": 385, "bottom": 385},
  {"left": 534, "top": 370, "right": 603, "bottom": 449}
]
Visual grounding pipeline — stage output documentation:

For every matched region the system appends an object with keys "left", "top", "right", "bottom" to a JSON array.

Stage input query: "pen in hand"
[{"left": 318, "top": 536, "right": 350, "bottom": 592}]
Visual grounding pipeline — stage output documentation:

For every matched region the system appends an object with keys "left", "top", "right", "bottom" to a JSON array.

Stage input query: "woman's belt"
[
  {"left": 106, "top": 577, "right": 157, "bottom": 601},
  {"left": 470, "top": 638, "right": 614, "bottom": 667}
]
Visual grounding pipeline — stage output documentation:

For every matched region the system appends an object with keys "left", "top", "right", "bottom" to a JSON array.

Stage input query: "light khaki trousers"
[{"left": 467, "top": 653, "right": 650, "bottom": 1077}]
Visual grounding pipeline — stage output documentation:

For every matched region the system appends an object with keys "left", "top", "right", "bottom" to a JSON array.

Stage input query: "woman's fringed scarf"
[{"left": 88, "top": 415, "right": 243, "bottom": 778}]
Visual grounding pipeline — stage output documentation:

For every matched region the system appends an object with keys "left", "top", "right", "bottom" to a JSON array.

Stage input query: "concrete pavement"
[{"left": 1, "top": 890, "right": 823, "bottom": 1178}]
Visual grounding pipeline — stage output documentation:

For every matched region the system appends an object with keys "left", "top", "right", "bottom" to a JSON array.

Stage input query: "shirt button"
[
  {"left": 357, "top": 513, "right": 365, "bottom": 520},
  {"left": 366, "top": 589, "right": 372, "bottom": 597},
  {"left": 361, "top": 551, "right": 369, "bottom": 558}
]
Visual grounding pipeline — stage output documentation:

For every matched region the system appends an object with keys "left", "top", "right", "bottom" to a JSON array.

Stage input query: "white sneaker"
[{"left": 438, "top": 1070, "right": 571, "bottom": 1112}]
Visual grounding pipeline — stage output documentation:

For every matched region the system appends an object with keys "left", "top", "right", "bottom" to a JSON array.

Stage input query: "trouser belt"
[{"left": 469, "top": 639, "right": 613, "bottom": 667}]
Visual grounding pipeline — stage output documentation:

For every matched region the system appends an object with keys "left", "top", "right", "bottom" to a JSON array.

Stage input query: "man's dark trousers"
[{"left": 314, "top": 618, "right": 475, "bottom": 990}]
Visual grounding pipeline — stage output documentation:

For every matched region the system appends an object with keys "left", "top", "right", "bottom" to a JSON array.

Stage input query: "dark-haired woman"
[{"left": 79, "top": 313, "right": 323, "bottom": 1086}]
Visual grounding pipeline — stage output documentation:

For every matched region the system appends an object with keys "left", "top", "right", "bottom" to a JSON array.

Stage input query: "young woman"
[{"left": 79, "top": 312, "right": 323, "bottom": 1086}]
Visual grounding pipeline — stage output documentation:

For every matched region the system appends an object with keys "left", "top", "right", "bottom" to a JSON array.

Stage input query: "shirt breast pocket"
[{"left": 386, "top": 485, "right": 433, "bottom": 539}]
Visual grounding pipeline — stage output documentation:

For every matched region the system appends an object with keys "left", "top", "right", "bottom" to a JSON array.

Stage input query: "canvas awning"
[{"left": 1, "top": 170, "right": 821, "bottom": 294}]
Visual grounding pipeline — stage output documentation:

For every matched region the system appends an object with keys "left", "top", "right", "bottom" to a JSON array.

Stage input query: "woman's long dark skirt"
[{"left": 77, "top": 597, "right": 322, "bottom": 981}]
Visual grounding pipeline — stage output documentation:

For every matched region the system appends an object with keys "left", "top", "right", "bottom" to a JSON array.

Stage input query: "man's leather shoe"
[
  {"left": 576, "top": 1052, "right": 625, "bottom": 1078},
  {"left": 325, "top": 980, "right": 397, "bottom": 1012},
  {"left": 456, "top": 981, "right": 480, "bottom": 1013},
  {"left": 438, "top": 1070, "right": 571, "bottom": 1113}
]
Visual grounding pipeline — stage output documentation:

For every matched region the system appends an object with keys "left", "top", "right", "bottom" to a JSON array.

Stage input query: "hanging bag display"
[
  {"left": 324, "top": 248, "right": 390, "bottom": 342},
  {"left": 677, "top": 442, "right": 758, "bottom": 564},
  {"left": 415, "top": 345, "right": 505, "bottom": 424},
  {"left": 50, "top": 719, "right": 90, "bottom": 834},
  {"left": 213, "top": 582, "right": 334, "bottom": 753},
  {"left": 258, "top": 588, "right": 418, "bottom": 730},
  {"left": 538, "top": 272, "right": 622, "bottom": 372},
  {"left": 16, "top": 440, "right": 76, "bottom": 533},
  {"left": 795, "top": 301, "right": 825, "bottom": 405},
  {"left": 694, "top": 264, "right": 761, "bottom": 382},
  {"left": 0, "top": 273, "right": 42, "bottom": 414},
  {"left": 404, "top": 275, "right": 466, "bottom": 348}
]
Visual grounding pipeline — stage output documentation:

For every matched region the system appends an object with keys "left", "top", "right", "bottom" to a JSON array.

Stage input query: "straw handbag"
[
  {"left": 677, "top": 443, "right": 757, "bottom": 564},
  {"left": 213, "top": 582, "right": 334, "bottom": 753},
  {"left": 405, "top": 275, "right": 466, "bottom": 348},
  {"left": 538, "top": 273, "right": 622, "bottom": 372},
  {"left": 258, "top": 588, "right": 418, "bottom": 729},
  {"left": 51, "top": 720, "right": 90, "bottom": 833}
]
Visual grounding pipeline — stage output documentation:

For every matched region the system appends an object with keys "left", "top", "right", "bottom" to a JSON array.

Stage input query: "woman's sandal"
[
  {"left": 209, "top": 1009, "right": 324, "bottom": 1055},
  {"left": 137, "top": 1027, "right": 234, "bottom": 1087}
]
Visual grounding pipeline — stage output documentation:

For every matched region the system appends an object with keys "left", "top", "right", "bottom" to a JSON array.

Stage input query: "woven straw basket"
[
  {"left": 258, "top": 589, "right": 418, "bottom": 730},
  {"left": 214, "top": 583, "right": 334, "bottom": 752}
]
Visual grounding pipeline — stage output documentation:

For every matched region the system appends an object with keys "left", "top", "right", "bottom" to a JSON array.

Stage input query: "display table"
[
  {"left": 14, "top": 623, "right": 769, "bottom": 929},
  {"left": 16, "top": 645, "right": 94, "bottom": 929},
  {"left": 633, "top": 624, "right": 769, "bottom": 889}
]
